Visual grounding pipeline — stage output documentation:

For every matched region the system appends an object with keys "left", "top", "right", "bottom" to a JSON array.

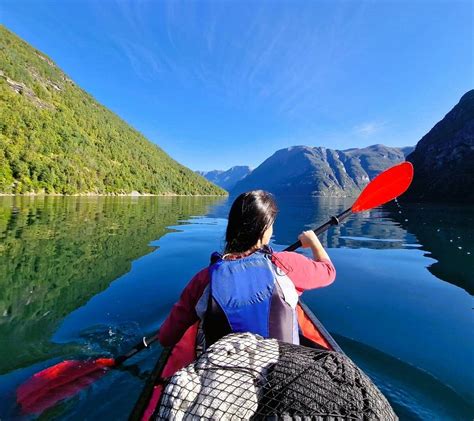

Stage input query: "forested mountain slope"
[{"left": 0, "top": 26, "right": 225, "bottom": 195}]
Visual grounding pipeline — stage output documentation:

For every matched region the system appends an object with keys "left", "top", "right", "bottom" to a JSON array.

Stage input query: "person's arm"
[
  {"left": 273, "top": 232, "right": 335, "bottom": 293},
  {"left": 158, "top": 268, "right": 209, "bottom": 347}
]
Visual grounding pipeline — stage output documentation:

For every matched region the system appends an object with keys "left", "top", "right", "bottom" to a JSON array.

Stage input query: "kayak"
[
  {"left": 129, "top": 301, "right": 396, "bottom": 420},
  {"left": 126, "top": 162, "right": 416, "bottom": 420}
]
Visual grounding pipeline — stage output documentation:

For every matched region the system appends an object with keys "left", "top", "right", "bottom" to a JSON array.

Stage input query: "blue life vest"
[{"left": 202, "top": 249, "right": 299, "bottom": 347}]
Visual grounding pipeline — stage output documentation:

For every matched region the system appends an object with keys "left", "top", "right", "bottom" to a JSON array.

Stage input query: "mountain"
[
  {"left": 0, "top": 26, "right": 225, "bottom": 196},
  {"left": 231, "top": 144, "right": 410, "bottom": 196},
  {"left": 399, "top": 146, "right": 415, "bottom": 157},
  {"left": 197, "top": 166, "right": 252, "bottom": 191},
  {"left": 403, "top": 90, "right": 474, "bottom": 203}
]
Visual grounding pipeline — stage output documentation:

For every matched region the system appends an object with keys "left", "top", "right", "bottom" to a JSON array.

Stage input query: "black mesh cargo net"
[{"left": 154, "top": 333, "right": 397, "bottom": 420}]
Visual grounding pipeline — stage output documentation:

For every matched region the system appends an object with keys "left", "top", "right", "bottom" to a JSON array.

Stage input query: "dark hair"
[{"left": 225, "top": 190, "right": 278, "bottom": 253}]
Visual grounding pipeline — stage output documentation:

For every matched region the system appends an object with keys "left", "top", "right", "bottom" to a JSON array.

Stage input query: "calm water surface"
[{"left": 0, "top": 196, "right": 472, "bottom": 420}]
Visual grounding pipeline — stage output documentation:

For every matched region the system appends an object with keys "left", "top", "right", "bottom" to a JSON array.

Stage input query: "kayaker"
[{"left": 159, "top": 190, "right": 336, "bottom": 348}]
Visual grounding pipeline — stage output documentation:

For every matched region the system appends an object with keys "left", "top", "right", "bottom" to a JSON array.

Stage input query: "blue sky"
[{"left": 2, "top": 0, "right": 473, "bottom": 171}]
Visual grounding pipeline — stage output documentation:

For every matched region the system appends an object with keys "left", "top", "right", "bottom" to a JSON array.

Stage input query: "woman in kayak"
[{"left": 159, "top": 190, "right": 335, "bottom": 348}]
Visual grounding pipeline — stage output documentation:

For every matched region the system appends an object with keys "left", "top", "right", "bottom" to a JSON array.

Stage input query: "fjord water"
[{"left": 0, "top": 196, "right": 472, "bottom": 420}]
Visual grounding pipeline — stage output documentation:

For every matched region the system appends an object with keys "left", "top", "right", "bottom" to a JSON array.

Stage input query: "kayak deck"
[
  {"left": 129, "top": 301, "right": 396, "bottom": 420},
  {"left": 129, "top": 301, "right": 342, "bottom": 420}
]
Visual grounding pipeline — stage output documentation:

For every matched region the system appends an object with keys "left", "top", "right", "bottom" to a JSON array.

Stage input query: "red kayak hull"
[{"left": 132, "top": 301, "right": 340, "bottom": 421}]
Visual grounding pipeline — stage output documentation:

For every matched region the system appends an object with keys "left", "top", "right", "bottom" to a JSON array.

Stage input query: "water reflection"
[
  {"left": 213, "top": 196, "right": 472, "bottom": 296},
  {"left": 272, "top": 196, "right": 473, "bottom": 295},
  {"left": 385, "top": 203, "right": 474, "bottom": 295},
  {"left": 274, "top": 196, "right": 413, "bottom": 250},
  {"left": 206, "top": 195, "right": 410, "bottom": 251},
  {"left": 0, "top": 196, "right": 222, "bottom": 374},
  {"left": 1, "top": 195, "right": 472, "bottom": 420}
]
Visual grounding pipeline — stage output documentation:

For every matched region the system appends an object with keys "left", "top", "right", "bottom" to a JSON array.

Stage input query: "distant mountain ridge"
[
  {"left": 231, "top": 144, "right": 411, "bottom": 196},
  {"left": 197, "top": 166, "right": 252, "bottom": 191},
  {"left": 0, "top": 25, "right": 225, "bottom": 195},
  {"left": 404, "top": 90, "right": 474, "bottom": 203},
  {"left": 398, "top": 146, "right": 415, "bottom": 157}
]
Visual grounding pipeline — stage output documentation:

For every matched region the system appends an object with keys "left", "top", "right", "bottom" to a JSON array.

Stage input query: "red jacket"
[{"left": 159, "top": 251, "right": 336, "bottom": 347}]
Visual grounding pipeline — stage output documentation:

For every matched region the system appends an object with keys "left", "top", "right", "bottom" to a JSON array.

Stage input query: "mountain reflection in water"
[
  {"left": 0, "top": 196, "right": 222, "bottom": 374},
  {"left": 0, "top": 195, "right": 472, "bottom": 420},
  {"left": 386, "top": 202, "right": 474, "bottom": 295}
]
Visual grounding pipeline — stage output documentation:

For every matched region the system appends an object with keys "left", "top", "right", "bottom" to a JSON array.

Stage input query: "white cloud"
[{"left": 354, "top": 121, "right": 386, "bottom": 136}]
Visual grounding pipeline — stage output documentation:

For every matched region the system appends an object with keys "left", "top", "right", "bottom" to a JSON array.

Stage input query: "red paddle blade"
[
  {"left": 17, "top": 357, "right": 115, "bottom": 414},
  {"left": 352, "top": 162, "right": 414, "bottom": 212}
]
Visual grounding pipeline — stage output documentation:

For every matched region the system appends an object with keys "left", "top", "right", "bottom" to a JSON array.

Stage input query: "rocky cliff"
[{"left": 404, "top": 90, "right": 474, "bottom": 203}]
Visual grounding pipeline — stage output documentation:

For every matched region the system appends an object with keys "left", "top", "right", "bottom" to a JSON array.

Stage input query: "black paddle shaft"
[
  {"left": 283, "top": 208, "right": 352, "bottom": 252},
  {"left": 115, "top": 332, "right": 160, "bottom": 365}
]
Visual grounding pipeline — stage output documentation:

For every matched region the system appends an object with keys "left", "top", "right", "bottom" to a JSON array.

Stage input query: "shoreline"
[{"left": 0, "top": 192, "right": 228, "bottom": 197}]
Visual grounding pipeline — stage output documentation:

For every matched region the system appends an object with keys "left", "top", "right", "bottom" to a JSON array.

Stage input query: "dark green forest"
[{"left": 0, "top": 25, "right": 225, "bottom": 195}]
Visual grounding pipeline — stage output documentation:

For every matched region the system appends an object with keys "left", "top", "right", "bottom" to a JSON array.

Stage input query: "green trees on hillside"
[{"left": 0, "top": 26, "right": 225, "bottom": 196}]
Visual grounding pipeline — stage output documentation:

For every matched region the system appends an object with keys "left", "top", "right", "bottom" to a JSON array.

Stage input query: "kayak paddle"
[
  {"left": 284, "top": 161, "right": 414, "bottom": 251},
  {"left": 17, "top": 332, "right": 159, "bottom": 414}
]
